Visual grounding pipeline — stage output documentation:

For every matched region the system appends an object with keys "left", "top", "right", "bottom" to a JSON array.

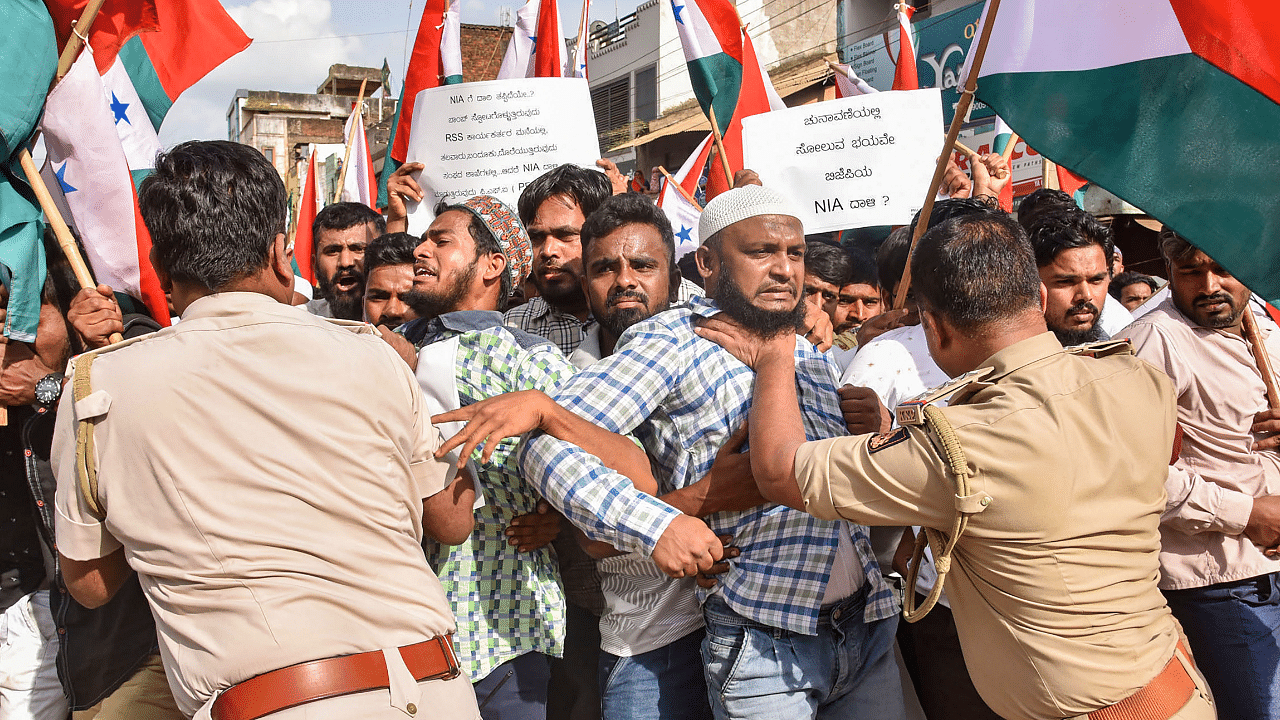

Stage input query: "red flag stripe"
[
  {"left": 533, "top": 0, "right": 562, "bottom": 77},
  {"left": 1168, "top": 0, "right": 1280, "bottom": 106},
  {"left": 45, "top": 0, "right": 158, "bottom": 72},
  {"left": 391, "top": 0, "right": 449, "bottom": 164},
  {"left": 891, "top": 4, "right": 917, "bottom": 91},
  {"left": 130, "top": 189, "right": 169, "bottom": 325},
  {"left": 138, "top": 0, "right": 250, "bottom": 102},
  {"left": 294, "top": 152, "right": 318, "bottom": 284}
]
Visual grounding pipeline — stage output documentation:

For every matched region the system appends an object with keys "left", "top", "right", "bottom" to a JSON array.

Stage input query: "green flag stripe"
[
  {"left": 980, "top": 54, "right": 1280, "bottom": 304},
  {"left": 687, "top": 53, "right": 742, "bottom": 131},
  {"left": 118, "top": 37, "right": 172, "bottom": 131}
]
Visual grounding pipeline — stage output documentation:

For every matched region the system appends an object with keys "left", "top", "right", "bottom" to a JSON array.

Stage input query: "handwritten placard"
[
  {"left": 742, "top": 88, "right": 944, "bottom": 232},
  {"left": 403, "top": 77, "right": 602, "bottom": 235}
]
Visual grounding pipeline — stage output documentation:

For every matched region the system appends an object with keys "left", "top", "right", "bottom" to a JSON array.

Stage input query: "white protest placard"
[
  {"left": 742, "top": 88, "right": 944, "bottom": 232},
  {"left": 403, "top": 77, "right": 602, "bottom": 235}
]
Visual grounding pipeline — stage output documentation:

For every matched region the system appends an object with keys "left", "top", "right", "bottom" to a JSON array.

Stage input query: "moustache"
[
  {"left": 607, "top": 289, "right": 649, "bottom": 307},
  {"left": 1065, "top": 301, "right": 1099, "bottom": 317},
  {"left": 1194, "top": 292, "right": 1234, "bottom": 308}
]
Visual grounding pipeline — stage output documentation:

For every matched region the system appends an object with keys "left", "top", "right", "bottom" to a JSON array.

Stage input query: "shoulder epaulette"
[
  {"left": 1064, "top": 338, "right": 1134, "bottom": 358},
  {"left": 895, "top": 367, "right": 994, "bottom": 426}
]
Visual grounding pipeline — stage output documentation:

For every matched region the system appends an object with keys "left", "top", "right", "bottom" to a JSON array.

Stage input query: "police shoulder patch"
[{"left": 868, "top": 426, "right": 909, "bottom": 453}]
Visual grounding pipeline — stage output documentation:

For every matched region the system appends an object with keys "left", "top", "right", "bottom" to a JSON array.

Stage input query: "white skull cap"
[{"left": 698, "top": 184, "right": 802, "bottom": 245}]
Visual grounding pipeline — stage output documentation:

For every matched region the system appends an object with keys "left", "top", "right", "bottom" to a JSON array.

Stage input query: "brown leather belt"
[
  {"left": 1088, "top": 642, "right": 1197, "bottom": 720},
  {"left": 210, "top": 635, "right": 460, "bottom": 720}
]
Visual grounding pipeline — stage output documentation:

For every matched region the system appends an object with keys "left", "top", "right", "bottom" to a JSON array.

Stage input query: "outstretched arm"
[{"left": 433, "top": 389, "right": 658, "bottom": 493}]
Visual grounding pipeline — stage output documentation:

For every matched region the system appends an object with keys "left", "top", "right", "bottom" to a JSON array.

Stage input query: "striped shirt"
[{"left": 520, "top": 296, "right": 898, "bottom": 635}]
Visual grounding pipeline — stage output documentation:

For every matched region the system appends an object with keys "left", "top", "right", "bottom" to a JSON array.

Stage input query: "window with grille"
[
  {"left": 591, "top": 76, "right": 631, "bottom": 134},
  {"left": 634, "top": 66, "right": 657, "bottom": 121}
]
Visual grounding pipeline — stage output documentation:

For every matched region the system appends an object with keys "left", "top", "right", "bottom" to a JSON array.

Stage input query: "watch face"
[{"left": 35, "top": 376, "right": 61, "bottom": 405}]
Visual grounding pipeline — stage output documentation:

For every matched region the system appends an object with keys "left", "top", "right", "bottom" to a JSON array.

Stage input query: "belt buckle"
[{"left": 425, "top": 635, "right": 462, "bottom": 682}]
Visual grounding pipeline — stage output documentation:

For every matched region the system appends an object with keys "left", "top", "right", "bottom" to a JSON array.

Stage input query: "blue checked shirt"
[
  {"left": 520, "top": 297, "right": 898, "bottom": 634},
  {"left": 402, "top": 311, "right": 574, "bottom": 679}
]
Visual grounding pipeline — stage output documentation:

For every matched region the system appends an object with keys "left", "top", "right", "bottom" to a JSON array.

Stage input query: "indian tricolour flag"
[
  {"left": 671, "top": 0, "right": 783, "bottom": 198},
  {"left": 975, "top": 0, "right": 1280, "bottom": 301}
]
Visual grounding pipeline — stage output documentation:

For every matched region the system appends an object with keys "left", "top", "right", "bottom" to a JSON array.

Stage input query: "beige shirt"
[
  {"left": 794, "top": 332, "right": 1180, "bottom": 720},
  {"left": 52, "top": 293, "right": 457, "bottom": 717},
  {"left": 1124, "top": 298, "right": 1280, "bottom": 589}
]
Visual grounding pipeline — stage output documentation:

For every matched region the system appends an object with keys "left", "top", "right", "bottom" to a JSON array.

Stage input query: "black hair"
[
  {"left": 516, "top": 164, "right": 612, "bottom": 226},
  {"left": 364, "top": 232, "right": 419, "bottom": 275},
  {"left": 1109, "top": 271, "right": 1159, "bottom": 300},
  {"left": 311, "top": 202, "right": 385, "bottom": 252},
  {"left": 880, "top": 198, "right": 995, "bottom": 297},
  {"left": 678, "top": 252, "right": 704, "bottom": 289},
  {"left": 139, "top": 140, "right": 286, "bottom": 291},
  {"left": 847, "top": 246, "right": 878, "bottom": 289},
  {"left": 1026, "top": 208, "right": 1115, "bottom": 272},
  {"left": 579, "top": 193, "right": 680, "bottom": 301},
  {"left": 805, "top": 241, "right": 853, "bottom": 287},
  {"left": 911, "top": 211, "right": 1042, "bottom": 334},
  {"left": 1016, "top": 188, "right": 1075, "bottom": 231},
  {"left": 434, "top": 200, "right": 513, "bottom": 310},
  {"left": 1157, "top": 227, "right": 1200, "bottom": 265}
]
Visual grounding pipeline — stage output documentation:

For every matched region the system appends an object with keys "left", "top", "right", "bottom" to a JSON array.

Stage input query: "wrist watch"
[{"left": 34, "top": 373, "right": 64, "bottom": 406}]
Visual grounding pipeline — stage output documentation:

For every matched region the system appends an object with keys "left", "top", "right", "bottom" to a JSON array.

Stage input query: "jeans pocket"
[
  {"left": 702, "top": 623, "right": 747, "bottom": 698},
  {"left": 1227, "top": 574, "right": 1280, "bottom": 608}
]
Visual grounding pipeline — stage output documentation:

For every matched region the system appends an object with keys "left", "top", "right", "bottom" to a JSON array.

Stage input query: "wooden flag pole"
[
  {"left": 953, "top": 140, "right": 978, "bottom": 159},
  {"left": 1243, "top": 309, "right": 1280, "bottom": 409},
  {"left": 1042, "top": 156, "right": 1059, "bottom": 190},
  {"left": 892, "top": 0, "right": 1003, "bottom": 310},
  {"left": 333, "top": 79, "right": 369, "bottom": 204},
  {"left": 1001, "top": 131, "right": 1020, "bottom": 163},
  {"left": 42, "top": 0, "right": 124, "bottom": 346},
  {"left": 657, "top": 166, "right": 702, "bottom": 210},
  {"left": 707, "top": 107, "right": 735, "bottom": 190},
  {"left": 18, "top": 149, "right": 124, "bottom": 345},
  {"left": 56, "top": 0, "right": 108, "bottom": 80}
]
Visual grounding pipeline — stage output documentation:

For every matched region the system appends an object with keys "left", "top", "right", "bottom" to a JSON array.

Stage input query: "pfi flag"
[
  {"left": 891, "top": 3, "right": 917, "bottom": 91},
  {"left": 497, "top": 0, "right": 566, "bottom": 79},
  {"left": 830, "top": 61, "right": 876, "bottom": 98},
  {"left": 670, "top": 0, "right": 784, "bottom": 198},
  {"left": 41, "top": 50, "right": 168, "bottom": 325},
  {"left": 975, "top": 0, "right": 1280, "bottom": 302},
  {"left": 658, "top": 134, "right": 713, "bottom": 258},
  {"left": 379, "top": 0, "right": 464, "bottom": 208}
]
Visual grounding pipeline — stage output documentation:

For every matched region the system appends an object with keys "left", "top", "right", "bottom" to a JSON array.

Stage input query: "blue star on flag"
[
  {"left": 109, "top": 92, "right": 131, "bottom": 125},
  {"left": 671, "top": 0, "right": 685, "bottom": 24},
  {"left": 675, "top": 225, "right": 692, "bottom": 243},
  {"left": 528, "top": 34, "right": 537, "bottom": 52},
  {"left": 54, "top": 163, "right": 77, "bottom": 194}
]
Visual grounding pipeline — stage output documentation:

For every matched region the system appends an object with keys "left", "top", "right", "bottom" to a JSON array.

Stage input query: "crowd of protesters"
[{"left": 2, "top": 137, "right": 1276, "bottom": 720}]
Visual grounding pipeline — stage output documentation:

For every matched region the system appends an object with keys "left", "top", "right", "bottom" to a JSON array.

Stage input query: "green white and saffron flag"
[
  {"left": 0, "top": 0, "right": 56, "bottom": 341},
  {"left": 974, "top": 0, "right": 1280, "bottom": 302}
]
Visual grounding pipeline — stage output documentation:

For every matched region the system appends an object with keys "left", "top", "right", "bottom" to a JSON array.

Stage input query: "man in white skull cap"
[{"left": 520, "top": 183, "right": 906, "bottom": 720}]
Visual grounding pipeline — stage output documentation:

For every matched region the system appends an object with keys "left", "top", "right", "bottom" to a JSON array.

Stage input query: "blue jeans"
[
  {"left": 473, "top": 652, "right": 551, "bottom": 720},
  {"left": 701, "top": 590, "right": 904, "bottom": 720},
  {"left": 1163, "top": 571, "right": 1280, "bottom": 720},
  {"left": 598, "top": 628, "right": 712, "bottom": 720}
]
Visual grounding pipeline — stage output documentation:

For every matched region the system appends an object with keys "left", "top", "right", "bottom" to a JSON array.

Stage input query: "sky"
[{"left": 158, "top": 0, "right": 632, "bottom": 146}]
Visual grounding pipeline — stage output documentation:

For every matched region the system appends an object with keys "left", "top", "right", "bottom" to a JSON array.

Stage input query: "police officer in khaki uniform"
[
  {"left": 50, "top": 141, "right": 480, "bottom": 720},
  {"left": 695, "top": 209, "right": 1216, "bottom": 720}
]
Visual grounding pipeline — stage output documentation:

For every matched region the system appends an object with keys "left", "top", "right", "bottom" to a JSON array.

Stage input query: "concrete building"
[
  {"left": 228, "top": 25, "right": 514, "bottom": 199},
  {"left": 585, "top": 0, "right": 840, "bottom": 177}
]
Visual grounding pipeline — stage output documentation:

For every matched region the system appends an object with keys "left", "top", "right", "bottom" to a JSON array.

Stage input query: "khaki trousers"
[{"left": 73, "top": 654, "right": 182, "bottom": 720}]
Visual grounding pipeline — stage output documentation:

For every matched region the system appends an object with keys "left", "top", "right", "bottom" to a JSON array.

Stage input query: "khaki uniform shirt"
[
  {"left": 794, "top": 332, "right": 1181, "bottom": 720},
  {"left": 52, "top": 293, "right": 457, "bottom": 717},
  {"left": 1124, "top": 298, "right": 1280, "bottom": 588}
]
